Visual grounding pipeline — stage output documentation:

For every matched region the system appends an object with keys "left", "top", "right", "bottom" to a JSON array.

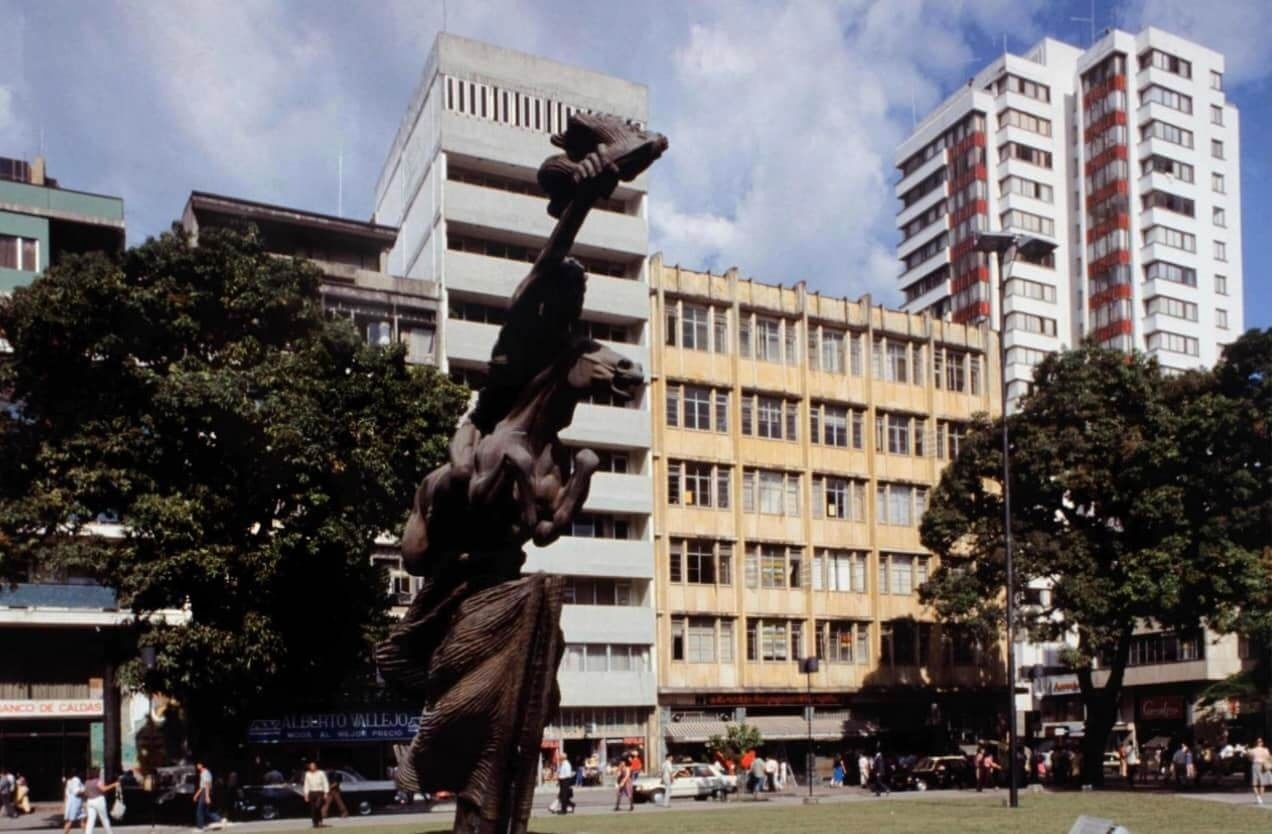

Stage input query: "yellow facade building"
[{"left": 649, "top": 254, "right": 1003, "bottom": 758}]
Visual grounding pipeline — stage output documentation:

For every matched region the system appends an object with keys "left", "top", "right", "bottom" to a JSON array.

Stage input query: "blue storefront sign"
[{"left": 248, "top": 710, "right": 420, "bottom": 743}]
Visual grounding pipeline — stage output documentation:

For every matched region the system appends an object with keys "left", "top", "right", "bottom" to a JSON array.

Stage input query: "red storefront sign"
[{"left": 1139, "top": 696, "right": 1185, "bottom": 721}]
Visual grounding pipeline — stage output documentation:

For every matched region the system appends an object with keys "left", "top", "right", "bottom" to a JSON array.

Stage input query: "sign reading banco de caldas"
[{"left": 247, "top": 709, "right": 420, "bottom": 743}]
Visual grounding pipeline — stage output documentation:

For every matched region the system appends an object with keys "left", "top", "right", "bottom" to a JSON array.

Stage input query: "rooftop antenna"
[{"left": 1071, "top": 0, "right": 1096, "bottom": 47}]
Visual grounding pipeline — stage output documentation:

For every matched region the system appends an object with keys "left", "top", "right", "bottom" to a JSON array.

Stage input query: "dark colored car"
[{"left": 907, "top": 756, "right": 975, "bottom": 791}]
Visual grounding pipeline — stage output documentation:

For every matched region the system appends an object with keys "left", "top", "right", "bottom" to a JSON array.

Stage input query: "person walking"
[
  {"left": 554, "top": 755, "right": 574, "bottom": 814},
  {"left": 64, "top": 769, "right": 86, "bottom": 834},
  {"left": 831, "top": 757, "right": 844, "bottom": 787},
  {"left": 871, "top": 750, "right": 889, "bottom": 797},
  {"left": 857, "top": 751, "right": 870, "bottom": 788},
  {"left": 194, "top": 762, "right": 223, "bottom": 830},
  {"left": 83, "top": 770, "right": 119, "bottom": 834},
  {"left": 1250, "top": 737, "right": 1270, "bottom": 804},
  {"left": 14, "top": 775, "right": 30, "bottom": 815},
  {"left": 612, "top": 755, "right": 634, "bottom": 812},
  {"left": 1123, "top": 740, "right": 1140, "bottom": 788},
  {"left": 659, "top": 754, "right": 675, "bottom": 808},
  {"left": 0, "top": 769, "right": 14, "bottom": 819},
  {"left": 323, "top": 771, "right": 348, "bottom": 819},
  {"left": 748, "top": 754, "right": 766, "bottom": 800},
  {"left": 764, "top": 756, "right": 778, "bottom": 792},
  {"left": 302, "top": 762, "right": 329, "bottom": 828},
  {"left": 630, "top": 752, "right": 643, "bottom": 782}
]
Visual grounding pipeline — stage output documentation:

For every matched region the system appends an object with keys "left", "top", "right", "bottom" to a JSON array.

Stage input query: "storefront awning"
[{"left": 665, "top": 716, "right": 875, "bottom": 743}]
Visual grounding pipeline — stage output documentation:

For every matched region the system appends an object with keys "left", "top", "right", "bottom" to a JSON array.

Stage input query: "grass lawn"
[{"left": 316, "top": 793, "right": 1268, "bottom": 834}]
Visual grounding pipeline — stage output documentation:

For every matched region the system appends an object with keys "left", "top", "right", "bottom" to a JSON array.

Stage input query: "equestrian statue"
[{"left": 376, "top": 112, "right": 667, "bottom": 834}]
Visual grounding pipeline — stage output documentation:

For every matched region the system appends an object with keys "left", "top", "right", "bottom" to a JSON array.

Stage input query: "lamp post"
[
  {"left": 800, "top": 657, "right": 819, "bottom": 802},
  {"left": 972, "top": 230, "right": 1056, "bottom": 809}
]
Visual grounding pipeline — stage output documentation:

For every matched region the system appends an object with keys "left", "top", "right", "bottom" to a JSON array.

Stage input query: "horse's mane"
[{"left": 502, "top": 335, "right": 599, "bottom": 423}]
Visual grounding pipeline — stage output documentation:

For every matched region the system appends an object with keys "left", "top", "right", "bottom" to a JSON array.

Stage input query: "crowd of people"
[{"left": 0, "top": 769, "right": 33, "bottom": 818}]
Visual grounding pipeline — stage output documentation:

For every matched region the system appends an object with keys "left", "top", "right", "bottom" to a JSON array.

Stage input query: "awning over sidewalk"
[{"left": 664, "top": 716, "right": 876, "bottom": 742}]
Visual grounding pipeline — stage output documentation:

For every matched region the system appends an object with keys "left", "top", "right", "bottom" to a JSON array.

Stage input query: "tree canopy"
[
  {"left": 919, "top": 336, "right": 1272, "bottom": 782},
  {"left": 0, "top": 227, "right": 469, "bottom": 754}
]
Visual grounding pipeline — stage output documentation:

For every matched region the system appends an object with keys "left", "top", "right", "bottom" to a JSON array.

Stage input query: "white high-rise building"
[
  {"left": 373, "top": 34, "right": 659, "bottom": 762},
  {"left": 895, "top": 27, "right": 1242, "bottom": 400}
]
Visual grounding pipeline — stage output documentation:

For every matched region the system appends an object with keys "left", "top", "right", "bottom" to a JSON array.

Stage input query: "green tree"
[
  {"left": 919, "top": 344, "right": 1270, "bottom": 784},
  {"left": 706, "top": 722, "right": 764, "bottom": 766},
  {"left": 0, "top": 228, "right": 468, "bottom": 757}
]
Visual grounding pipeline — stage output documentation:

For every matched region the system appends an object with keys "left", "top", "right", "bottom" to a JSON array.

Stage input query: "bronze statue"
[{"left": 377, "top": 113, "right": 667, "bottom": 834}]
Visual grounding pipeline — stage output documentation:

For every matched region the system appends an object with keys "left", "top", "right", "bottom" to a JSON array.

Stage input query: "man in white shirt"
[
  {"left": 554, "top": 757, "right": 574, "bottom": 814},
  {"left": 660, "top": 755, "right": 675, "bottom": 807},
  {"left": 302, "top": 762, "right": 329, "bottom": 828}
]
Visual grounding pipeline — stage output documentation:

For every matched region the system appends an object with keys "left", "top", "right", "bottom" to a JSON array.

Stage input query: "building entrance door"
[{"left": 0, "top": 719, "right": 92, "bottom": 800}]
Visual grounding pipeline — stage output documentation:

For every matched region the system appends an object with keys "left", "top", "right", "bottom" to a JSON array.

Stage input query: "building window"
[
  {"left": 569, "top": 513, "right": 632, "bottom": 540},
  {"left": 1146, "top": 330, "right": 1200, "bottom": 356},
  {"left": 875, "top": 483, "right": 928, "bottom": 527},
  {"left": 741, "top": 469, "right": 800, "bottom": 516},
  {"left": 681, "top": 304, "right": 709, "bottom": 350},
  {"left": 997, "top": 108, "right": 1052, "bottom": 136},
  {"left": 1214, "top": 240, "right": 1227, "bottom": 261},
  {"left": 1000, "top": 209, "right": 1054, "bottom": 237},
  {"left": 877, "top": 553, "right": 931, "bottom": 595},
  {"left": 998, "top": 141, "right": 1053, "bottom": 169},
  {"left": 1139, "top": 84, "right": 1192, "bottom": 114},
  {"left": 1145, "top": 295, "right": 1198, "bottom": 322},
  {"left": 1005, "top": 278, "right": 1057, "bottom": 303},
  {"left": 1211, "top": 139, "right": 1225, "bottom": 160},
  {"left": 1210, "top": 70, "right": 1223, "bottom": 90},
  {"left": 1141, "top": 190, "right": 1195, "bottom": 218},
  {"left": 667, "top": 460, "right": 731, "bottom": 509},
  {"left": 1140, "top": 120, "right": 1193, "bottom": 148},
  {"left": 1142, "top": 225, "right": 1196, "bottom": 253},
  {"left": 740, "top": 393, "right": 799, "bottom": 441},
  {"left": 999, "top": 175, "right": 1054, "bottom": 203},
  {"left": 1210, "top": 104, "right": 1224, "bottom": 126},
  {"left": 1144, "top": 260, "right": 1197, "bottom": 287},
  {"left": 753, "top": 316, "right": 782, "bottom": 362},
  {"left": 745, "top": 618, "right": 805, "bottom": 662},
  {"left": 563, "top": 577, "right": 639, "bottom": 606},
  {"left": 816, "top": 620, "right": 870, "bottom": 665},
  {"left": 744, "top": 544, "right": 807, "bottom": 590},
  {"left": 812, "top": 476, "right": 866, "bottom": 522},
  {"left": 1140, "top": 155, "right": 1194, "bottom": 183},
  {"left": 1216, "top": 309, "right": 1229, "bottom": 330},
  {"left": 993, "top": 73, "right": 1051, "bottom": 102},
  {"left": 564, "top": 643, "right": 650, "bottom": 672},
  {"left": 665, "top": 382, "right": 730, "bottom": 432},
  {"left": 1215, "top": 275, "right": 1228, "bottom": 295},
  {"left": 810, "top": 402, "right": 859, "bottom": 448},
  {"left": 1213, "top": 207, "right": 1227, "bottom": 228},
  {"left": 1004, "top": 312, "right": 1057, "bottom": 337},
  {"left": 873, "top": 339, "right": 918, "bottom": 384},
  {"left": 1212, "top": 172, "right": 1226, "bottom": 193},
  {"left": 811, "top": 550, "right": 869, "bottom": 593},
  {"left": 0, "top": 234, "right": 38, "bottom": 271},
  {"left": 1138, "top": 49, "right": 1191, "bottom": 79}
]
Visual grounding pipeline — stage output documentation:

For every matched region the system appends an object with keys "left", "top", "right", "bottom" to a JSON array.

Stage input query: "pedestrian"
[
  {"left": 748, "top": 754, "right": 766, "bottom": 800},
  {"left": 0, "top": 770, "right": 13, "bottom": 819},
  {"left": 974, "top": 747, "right": 985, "bottom": 792},
  {"left": 14, "top": 775, "right": 30, "bottom": 815},
  {"left": 64, "top": 769, "right": 86, "bottom": 834},
  {"left": 857, "top": 751, "right": 870, "bottom": 788},
  {"left": 324, "top": 771, "right": 348, "bottom": 819},
  {"left": 1171, "top": 744, "right": 1191, "bottom": 790},
  {"left": 630, "top": 751, "right": 643, "bottom": 781},
  {"left": 612, "top": 755, "right": 634, "bottom": 812},
  {"left": 194, "top": 762, "right": 223, "bottom": 830},
  {"left": 831, "top": 757, "right": 844, "bottom": 787},
  {"left": 302, "top": 762, "right": 329, "bottom": 828},
  {"left": 83, "top": 769, "right": 119, "bottom": 834},
  {"left": 764, "top": 756, "right": 778, "bottom": 792},
  {"left": 1123, "top": 740, "right": 1140, "bottom": 788},
  {"left": 1249, "top": 737, "right": 1270, "bottom": 805},
  {"left": 574, "top": 757, "right": 585, "bottom": 788},
  {"left": 778, "top": 759, "right": 791, "bottom": 791},
  {"left": 660, "top": 753, "right": 675, "bottom": 808},
  {"left": 553, "top": 754, "right": 574, "bottom": 814},
  {"left": 871, "top": 750, "right": 889, "bottom": 796}
]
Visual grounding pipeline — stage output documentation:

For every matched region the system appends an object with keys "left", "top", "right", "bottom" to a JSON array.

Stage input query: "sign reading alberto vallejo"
[{"left": 248, "top": 710, "right": 420, "bottom": 742}]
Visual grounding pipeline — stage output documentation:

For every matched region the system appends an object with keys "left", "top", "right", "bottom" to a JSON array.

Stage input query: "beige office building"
[{"left": 649, "top": 255, "right": 1003, "bottom": 760}]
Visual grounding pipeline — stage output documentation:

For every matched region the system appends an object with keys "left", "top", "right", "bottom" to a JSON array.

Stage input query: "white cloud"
[
  {"left": 1126, "top": 0, "right": 1272, "bottom": 85},
  {"left": 648, "top": 0, "right": 1047, "bottom": 303}
]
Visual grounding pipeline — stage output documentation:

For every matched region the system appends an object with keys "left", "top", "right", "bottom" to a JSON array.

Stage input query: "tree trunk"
[{"left": 1076, "top": 624, "right": 1134, "bottom": 788}]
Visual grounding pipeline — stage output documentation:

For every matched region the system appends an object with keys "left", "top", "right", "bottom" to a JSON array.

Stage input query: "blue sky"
[{"left": 0, "top": 0, "right": 1267, "bottom": 328}]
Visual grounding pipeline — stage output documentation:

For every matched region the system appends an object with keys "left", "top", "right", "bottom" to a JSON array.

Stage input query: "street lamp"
[
  {"left": 799, "top": 657, "right": 819, "bottom": 802},
  {"left": 972, "top": 230, "right": 1057, "bottom": 810}
]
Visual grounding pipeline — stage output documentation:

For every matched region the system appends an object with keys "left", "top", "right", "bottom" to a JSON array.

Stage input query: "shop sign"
[
  {"left": 0, "top": 699, "right": 103, "bottom": 719},
  {"left": 1045, "top": 676, "right": 1081, "bottom": 696},
  {"left": 1139, "top": 696, "right": 1185, "bottom": 721},
  {"left": 622, "top": 737, "right": 645, "bottom": 745},
  {"left": 697, "top": 693, "right": 845, "bottom": 707},
  {"left": 247, "top": 709, "right": 420, "bottom": 743}
]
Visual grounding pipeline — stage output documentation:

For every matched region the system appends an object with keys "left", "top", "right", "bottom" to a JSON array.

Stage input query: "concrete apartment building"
[
  {"left": 895, "top": 27, "right": 1242, "bottom": 402},
  {"left": 649, "top": 255, "right": 1003, "bottom": 763},
  {"left": 372, "top": 34, "right": 658, "bottom": 766},
  {"left": 0, "top": 155, "right": 124, "bottom": 293},
  {"left": 895, "top": 28, "right": 1251, "bottom": 747}
]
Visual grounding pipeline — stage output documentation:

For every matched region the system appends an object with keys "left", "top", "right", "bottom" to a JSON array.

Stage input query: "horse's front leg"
[
  {"left": 532, "top": 448, "right": 599, "bottom": 547},
  {"left": 470, "top": 438, "right": 540, "bottom": 539}
]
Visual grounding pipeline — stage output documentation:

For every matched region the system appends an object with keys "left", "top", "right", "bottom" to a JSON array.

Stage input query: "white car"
[{"left": 633, "top": 763, "right": 727, "bottom": 803}]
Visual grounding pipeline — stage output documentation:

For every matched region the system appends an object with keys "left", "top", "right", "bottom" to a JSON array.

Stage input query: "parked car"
[
  {"left": 118, "top": 767, "right": 201, "bottom": 825},
  {"left": 632, "top": 763, "right": 727, "bottom": 803},
  {"left": 906, "top": 756, "right": 974, "bottom": 791},
  {"left": 239, "top": 768, "right": 404, "bottom": 820},
  {"left": 710, "top": 763, "right": 738, "bottom": 794}
]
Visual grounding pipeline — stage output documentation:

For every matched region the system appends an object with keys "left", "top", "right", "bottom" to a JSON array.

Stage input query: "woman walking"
[
  {"left": 1250, "top": 737, "right": 1270, "bottom": 804},
  {"left": 613, "top": 755, "right": 634, "bottom": 812},
  {"left": 83, "top": 770, "right": 119, "bottom": 834},
  {"left": 62, "top": 770, "right": 85, "bottom": 834}
]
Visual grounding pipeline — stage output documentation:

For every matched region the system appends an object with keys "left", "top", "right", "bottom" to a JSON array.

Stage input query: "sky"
[{"left": 0, "top": 0, "right": 1268, "bottom": 327}]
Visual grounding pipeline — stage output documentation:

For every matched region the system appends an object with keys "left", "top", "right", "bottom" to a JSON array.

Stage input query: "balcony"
[
  {"left": 897, "top": 220, "right": 949, "bottom": 263},
  {"left": 897, "top": 248, "right": 950, "bottom": 291},
  {"left": 560, "top": 403, "right": 651, "bottom": 450},
  {"left": 524, "top": 536, "right": 654, "bottom": 579},
  {"left": 445, "top": 180, "right": 648, "bottom": 260},
  {"left": 561, "top": 605, "right": 654, "bottom": 645},
  {"left": 558, "top": 668, "right": 656, "bottom": 707},
  {"left": 444, "top": 317, "right": 648, "bottom": 375},
  {"left": 583, "top": 472, "right": 653, "bottom": 516},
  {"left": 896, "top": 184, "right": 947, "bottom": 230},
  {"left": 443, "top": 249, "right": 649, "bottom": 323},
  {"left": 893, "top": 152, "right": 946, "bottom": 201}
]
